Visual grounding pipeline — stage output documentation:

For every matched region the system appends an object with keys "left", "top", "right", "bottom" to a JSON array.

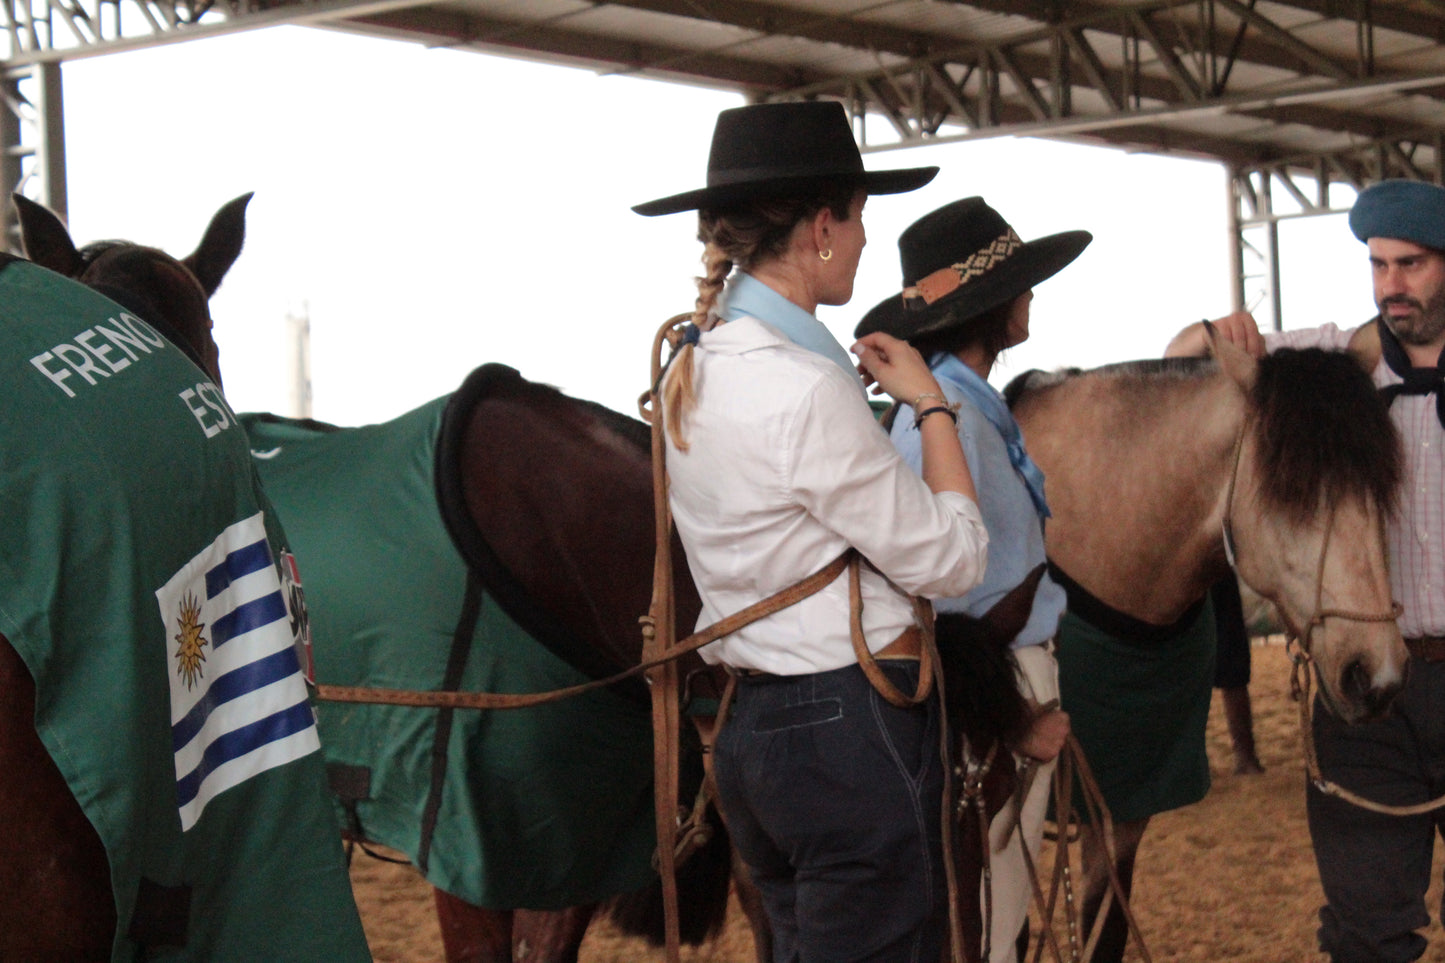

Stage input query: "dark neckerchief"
[{"left": 1377, "top": 315, "right": 1445, "bottom": 427}]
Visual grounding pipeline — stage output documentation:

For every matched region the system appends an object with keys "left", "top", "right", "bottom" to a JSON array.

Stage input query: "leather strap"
[
  {"left": 314, "top": 551, "right": 850, "bottom": 710},
  {"left": 849, "top": 556, "right": 934, "bottom": 708}
]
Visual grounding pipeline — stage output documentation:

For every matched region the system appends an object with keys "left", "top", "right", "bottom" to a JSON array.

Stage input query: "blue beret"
[{"left": 1349, "top": 179, "right": 1445, "bottom": 251}]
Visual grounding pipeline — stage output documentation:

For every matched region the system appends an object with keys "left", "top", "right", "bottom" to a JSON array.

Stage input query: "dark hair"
[{"left": 907, "top": 298, "right": 1016, "bottom": 361}]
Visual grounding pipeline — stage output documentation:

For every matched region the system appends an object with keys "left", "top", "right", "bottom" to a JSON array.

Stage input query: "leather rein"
[{"left": 312, "top": 552, "right": 849, "bottom": 710}]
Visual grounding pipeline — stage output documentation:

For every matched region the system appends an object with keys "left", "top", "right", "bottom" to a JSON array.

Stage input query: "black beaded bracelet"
[{"left": 913, "top": 404, "right": 959, "bottom": 429}]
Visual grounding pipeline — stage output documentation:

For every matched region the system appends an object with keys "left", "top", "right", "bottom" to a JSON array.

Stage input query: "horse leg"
[
  {"left": 1222, "top": 686, "right": 1265, "bottom": 775},
  {"left": 433, "top": 890, "right": 514, "bottom": 963},
  {"left": 512, "top": 906, "right": 596, "bottom": 963},
  {"left": 0, "top": 640, "right": 114, "bottom": 961},
  {"left": 433, "top": 890, "right": 596, "bottom": 963},
  {"left": 1077, "top": 816, "right": 1149, "bottom": 963}
]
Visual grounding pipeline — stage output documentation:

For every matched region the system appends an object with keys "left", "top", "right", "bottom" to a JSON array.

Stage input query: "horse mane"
[
  {"left": 1002, "top": 356, "right": 1210, "bottom": 407},
  {"left": 1251, "top": 347, "right": 1401, "bottom": 523},
  {"left": 491, "top": 366, "right": 653, "bottom": 451},
  {"left": 1006, "top": 351, "right": 1402, "bottom": 525}
]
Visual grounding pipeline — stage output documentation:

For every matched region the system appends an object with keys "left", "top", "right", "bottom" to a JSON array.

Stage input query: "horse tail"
[
  {"left": 602, "top": 731, "right": 733, "bottom": 945},
  {"left": 936, "top": 610, "right": 1033, "bottom": 752},
  {"left": 603, "top": 814, "right": 733, "bottom": 946}
]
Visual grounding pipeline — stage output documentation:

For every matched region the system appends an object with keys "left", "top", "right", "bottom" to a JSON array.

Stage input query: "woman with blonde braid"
[{"left": 633, "top": 101, "right": 990, "bottom": 963}]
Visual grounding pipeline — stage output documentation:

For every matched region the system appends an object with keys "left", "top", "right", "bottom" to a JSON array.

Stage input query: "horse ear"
[
  {"left": 12, "top": 194, "right": 84, "bottom": 277},
  {"left": 1207, "top": 322, "right": 1259, "bottom": 393},
  {"left": 183, "top": 192, "right": 252, "bottom": 298}
]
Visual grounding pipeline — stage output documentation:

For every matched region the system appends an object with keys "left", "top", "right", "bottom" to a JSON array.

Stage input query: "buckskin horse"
[
  {"left": 2, "top": 193, "right": 368, "bottom": 961},
  {"left": 1007, "top": 341, "right": 1406, "bottom": 960},
  {"left": 14, "top": 194, "right": 744, "bottom": 963}
]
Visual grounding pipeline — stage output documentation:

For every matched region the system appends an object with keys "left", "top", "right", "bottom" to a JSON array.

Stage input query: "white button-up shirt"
[
  {"left": 665, "top": 314, "right": 989, "bottom": 675},
  {"left": 1267, "top": 322, "right": 1445, "bottom": 636}
]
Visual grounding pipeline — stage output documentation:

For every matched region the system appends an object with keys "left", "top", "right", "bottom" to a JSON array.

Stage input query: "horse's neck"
[
  {"left": 462, "top": 390, "right": 688, "bottom": 669},
  {"left": 1019, "top": 370, "right": 1245, "bottom": 626}
]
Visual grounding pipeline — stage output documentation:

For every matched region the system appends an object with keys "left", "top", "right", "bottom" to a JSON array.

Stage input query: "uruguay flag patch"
[{"left": 156, "top": 512, "right": 320, "bottom": 831}]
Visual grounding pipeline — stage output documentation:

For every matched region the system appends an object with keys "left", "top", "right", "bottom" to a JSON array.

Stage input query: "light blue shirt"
[
  {"left": 717, "top": 271, "right": 866, "bottom": 395},
  {"left": 890, "top": 354, "right": 1066, "bottom": 648}
]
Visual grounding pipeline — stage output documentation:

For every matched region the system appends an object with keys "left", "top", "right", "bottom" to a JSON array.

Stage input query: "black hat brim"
[
  {"left": 632, "top": 166, "right": 939, "bottom": 217},
  {"left": 855, "top": 230, "right": 1092, "bottom": 340}
]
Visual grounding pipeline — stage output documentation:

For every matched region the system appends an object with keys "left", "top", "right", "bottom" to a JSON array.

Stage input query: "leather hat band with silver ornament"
[{"left": 902, "top": 230, "right": 1023, "bottom": 308}]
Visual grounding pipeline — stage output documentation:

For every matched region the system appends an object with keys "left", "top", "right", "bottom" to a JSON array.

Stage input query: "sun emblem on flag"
[{"left": 174, "top": 591, "right": 208, "bottom": 690}]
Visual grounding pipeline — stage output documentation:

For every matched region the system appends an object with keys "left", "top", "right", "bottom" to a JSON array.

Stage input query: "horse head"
[
  {"left": 1208, "top": 330, "right": 1408, "bottom": 722},
  {"left": 12, "top": 192, "right": 252, "bottom": 386}
]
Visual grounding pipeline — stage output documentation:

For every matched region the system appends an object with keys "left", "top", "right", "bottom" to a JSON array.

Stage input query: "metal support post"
[{"left": 0, "top": 59, "right": 65, "bottom": 252}]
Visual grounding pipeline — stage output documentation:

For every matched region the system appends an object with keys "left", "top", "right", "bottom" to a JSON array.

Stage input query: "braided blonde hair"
[{"left": 662, "top": 186, "right": 857, "bottom": 450}]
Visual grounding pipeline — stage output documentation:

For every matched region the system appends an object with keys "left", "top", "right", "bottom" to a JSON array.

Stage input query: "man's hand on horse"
[{"left": 1165, "top": 311, "right": 1266, "bottom": 359}]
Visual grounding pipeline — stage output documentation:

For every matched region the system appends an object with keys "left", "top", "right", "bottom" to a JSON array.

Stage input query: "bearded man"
[{"left": 1168, "top": 179, "right": 1445, "bottom": 963}]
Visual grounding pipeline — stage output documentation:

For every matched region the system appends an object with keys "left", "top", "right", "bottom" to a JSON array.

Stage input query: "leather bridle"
[{"left": 1221, "top": 421, "right": 1427, "bottom": 815}]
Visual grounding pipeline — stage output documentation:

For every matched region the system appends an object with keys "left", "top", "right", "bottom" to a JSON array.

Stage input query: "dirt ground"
[{"left": 348, "top": 638, "right": 1445, "bottom": 962}]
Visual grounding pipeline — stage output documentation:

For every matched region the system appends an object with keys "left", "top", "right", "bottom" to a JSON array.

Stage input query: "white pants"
[{"left": 984, "top": 642, "right": 1060, "bottom": 963}]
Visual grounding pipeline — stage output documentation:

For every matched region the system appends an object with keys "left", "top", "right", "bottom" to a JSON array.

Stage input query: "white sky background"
[{"left": 56, "top": 25, "right": 1381, "bottom": 425}]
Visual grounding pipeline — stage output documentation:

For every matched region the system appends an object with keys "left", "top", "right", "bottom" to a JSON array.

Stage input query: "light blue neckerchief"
[
  {"left": 931, "top": 352, "right": 1051, "bottom": 520},
  {"left": 718, "top": 272, "right": 866, "bottom": 396}
]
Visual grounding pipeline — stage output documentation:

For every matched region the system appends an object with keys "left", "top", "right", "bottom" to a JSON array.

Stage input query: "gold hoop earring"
[{"left": 819, "top": 249, "right": 833, "bottom": 262}]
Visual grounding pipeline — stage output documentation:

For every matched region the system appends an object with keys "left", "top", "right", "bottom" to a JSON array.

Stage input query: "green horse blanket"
[
  {"left": 1054, "top": 567, "right": 1216, "bottom": 824},
  {"left": 240, "top": 378, "right": 657, "bottom": 910},
  {"left": 0, "top": 258, "right": 369, "bottom": 961}
]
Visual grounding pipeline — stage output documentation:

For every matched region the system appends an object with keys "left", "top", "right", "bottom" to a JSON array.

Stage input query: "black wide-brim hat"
[
  {"left": 855, "top": 197, "right": 1092, "bottom": 341},
  {"left": 632, "top": 101, "right": 938, "bottom": 217}
]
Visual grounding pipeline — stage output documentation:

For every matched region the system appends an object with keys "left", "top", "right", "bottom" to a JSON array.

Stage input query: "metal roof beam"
[
  {"left": 776, "top": 25, "right": 1442, "bottom": 157},
  {"left": 1233, "top": 132, "right": 1445, "bottom": 198},
  {"left": 944, "top": 0, "right": 1359, "bottom": 83},
  {"left": 1210, "top": 0, "right": 1351, "bottom": 81},
  {"left": 346, "top": 7, "right": 827, "bottom": 89},
  {"left": 820, "top": 63, "right": 1445, "bottom": 164},
  {"left": 591, "top": 0, "right": 935, "bottom": 60},
  {"left": 0, "top": 0, "right": 435, "bottom": 64},
  {"left": 1256, "top": 0, "right": 1445, "bottom": 44}
]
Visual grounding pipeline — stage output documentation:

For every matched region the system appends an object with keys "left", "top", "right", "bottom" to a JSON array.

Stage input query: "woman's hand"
[
  {"left": 1016, "top": 706, "right": 1070, "bottom": 763},
  {"left": 851, "top": 331, "right": 942, "bottom": 405}
]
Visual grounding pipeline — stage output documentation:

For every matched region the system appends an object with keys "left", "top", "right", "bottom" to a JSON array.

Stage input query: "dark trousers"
[
  {"left": 714, "top": 660, "right": 945, "bottom": 963},
  {"left": 1308, "top": 658, "right": 1445, "bottom": 962}
]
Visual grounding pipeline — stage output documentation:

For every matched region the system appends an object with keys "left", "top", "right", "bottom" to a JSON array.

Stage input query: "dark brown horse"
[
  {"left": 14, "top": 194, "right": 742, "bottom": 963},
  {"left": 2, "top": 192, "right": 368, "bottom": 960},
  {"left": 1, "top": 195, "right": 245, "bottom": 960}
]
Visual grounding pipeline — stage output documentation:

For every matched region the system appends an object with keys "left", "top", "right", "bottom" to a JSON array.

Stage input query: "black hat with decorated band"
[
  {"left": 855, "top": 197, "right": 1092, "bottom": 340},
  {"left": 632, "top": 101, "right": 938, "bottom": 217}
]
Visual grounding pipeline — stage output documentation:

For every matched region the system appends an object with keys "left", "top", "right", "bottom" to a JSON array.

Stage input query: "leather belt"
[
  {"left": 875, "top": 625, "right": 922, "bottom": 661},
  {"left": 1406, "top": 636, "right": 1445, "bottom": 663},
  {"left": 729, "top": 625, "right": 922, "bottom": 679}
]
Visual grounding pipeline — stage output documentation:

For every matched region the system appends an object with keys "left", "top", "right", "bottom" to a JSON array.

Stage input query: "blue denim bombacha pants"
[{"left": 714, "top": 660, "right": 945, "bottom": 963}]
